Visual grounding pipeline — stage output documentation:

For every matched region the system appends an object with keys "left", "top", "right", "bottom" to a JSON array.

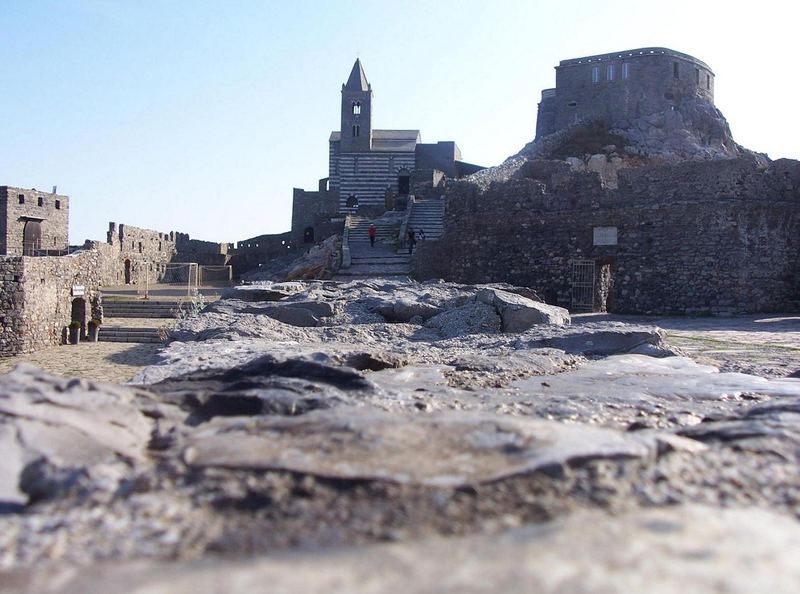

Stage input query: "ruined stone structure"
[
  {"left": 414, "top": 157, "right": 800, "bottom": 314},
  {"left": 0, "top": 190, "right": 235, "bottom": 356},
  {"left": 536, "top": 47, "right": 715, "bottom": 139},
  {"left": 0, "top": 186, "right": 69, "bottom": 256},
  {"left": 0, "top": 251, "right": 104, "bottom": 356}
]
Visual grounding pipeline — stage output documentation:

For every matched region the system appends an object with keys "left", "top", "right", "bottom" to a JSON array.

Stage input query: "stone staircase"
[
  {"left": 99, "top": 298, "right": 179, "bottom": 344},
  {"left": 336, "top": 216, "right": 411, "bottom": 279},
  {"left": 407, "top": 197, "right": 445, "bottom": 241}
]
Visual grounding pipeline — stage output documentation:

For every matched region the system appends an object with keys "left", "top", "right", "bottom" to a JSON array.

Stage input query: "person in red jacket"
[{"left": 368, "top": 223, "right": 377, "bottom": 247}]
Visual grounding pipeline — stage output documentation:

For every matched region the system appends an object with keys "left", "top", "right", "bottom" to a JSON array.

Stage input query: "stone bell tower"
[{"left": 340, "top": 58, "right": 373, "bottom": 153}]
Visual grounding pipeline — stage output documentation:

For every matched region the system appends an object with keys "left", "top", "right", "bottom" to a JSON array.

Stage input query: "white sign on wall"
[
  {"left": 72, "top": 285, "right": 85, "bottom": 297},
  {"left": 593, "top": 226, "right": 618, "bottom": 246}
]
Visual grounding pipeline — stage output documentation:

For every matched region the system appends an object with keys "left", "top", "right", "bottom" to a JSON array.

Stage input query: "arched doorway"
[
  {"left": 71, "top": 298, "right": 86, "bottom": 338},
  {"left": 346, "top": 194, "right": 359, "bottom": 209},
  {"left": 303, "top": 227, "right": 315, "bottom": 244},
  {"left": 23, "top": 220, "right": 42, "bottom": 255},
  {"left": 124, "top": 259, "right": 131, "bottom": 284},
  {"left": 397, "top": 170, "right": 411, "bottom": 195}
]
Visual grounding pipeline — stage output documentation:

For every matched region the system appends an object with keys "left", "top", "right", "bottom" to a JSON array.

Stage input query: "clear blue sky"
[{"left": 2, "top": 0, "right": 798, "bottom": 244}]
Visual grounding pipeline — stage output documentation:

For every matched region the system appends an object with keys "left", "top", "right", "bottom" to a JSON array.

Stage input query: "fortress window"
[
  {"left": 706, "top": 73, "right": 711, "bottom": 90},
  {"left": 352, "top": 101, "right": 361, "bottom": 115},
  {"left": 37, "top": 197, "right": 43, "bottom": 207},
  {"left": 673, "top": 62, "right": 679, "bottom": 79},
  {"left": 18, "top": 194, "right": 24, "bottom": 204},
  {"left": 607, "top": 64, "right": 615, "bottom": 81},
  {"left": 695, "top": 68, "right": 700, "bottom": 84},
  {"left": 622, "top": 62, "right": 630, "bottom": 79},
  {"left": 591, "top": 66, "right": 600, "bottom": 83},
  {"left": 352, "top": 124, "right": 360, "bottom": 137},
  {"left": 567, "top": 100, "right": 578, "bottom": 108},
  {"left": 55, "top": 200, "right": 61, "bottom": 209}
]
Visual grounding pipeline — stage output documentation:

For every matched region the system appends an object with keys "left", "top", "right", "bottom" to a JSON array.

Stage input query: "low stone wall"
[{"left": 413, "top": 157, "right": 800, "bottom": 314}]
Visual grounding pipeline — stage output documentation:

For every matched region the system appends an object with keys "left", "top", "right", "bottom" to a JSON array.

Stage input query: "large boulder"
[{"left": 477, "top": 288, "right": 570, "bottom": 331}]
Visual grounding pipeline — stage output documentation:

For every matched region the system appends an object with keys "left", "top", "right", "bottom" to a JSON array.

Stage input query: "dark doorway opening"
[
  {"left": 303, "top": 227, "right": 315, "bottom": 244},
  {"left": 398, "top": 170, "right": 410, "bottom": 195},
  {"left": 23, "top": 220, "right": 42, "bottom": 255},
  {"left": 346, "top": 195, "right": 359, "bottom": 209},
  {"left": 596, "top": 258, "right": 614, "bottom": 313},
  {"left": 71, "top": 297, "right": 86, "bottom": 338},
  {"left": 124, "top": 259, "right": 132, "bottom": 284}
]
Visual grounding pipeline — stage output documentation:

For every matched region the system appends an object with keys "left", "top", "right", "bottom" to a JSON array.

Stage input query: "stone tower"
[{"left": 340, "top": 59, "right": 372, "bottom": 153}]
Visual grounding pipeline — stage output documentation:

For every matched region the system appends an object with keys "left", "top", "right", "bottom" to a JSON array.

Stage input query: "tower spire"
[{"left": 345, "top": 58, "right": 370, "bottom": 91}]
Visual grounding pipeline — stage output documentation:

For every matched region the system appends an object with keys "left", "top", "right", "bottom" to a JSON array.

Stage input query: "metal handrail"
[{"left": 341, "top": 214, "right": 352, "bottom": 269}]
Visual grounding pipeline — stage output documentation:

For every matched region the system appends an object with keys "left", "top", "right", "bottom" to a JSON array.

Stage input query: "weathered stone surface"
[
  {"left": 9, "top": 505, "right": 800, "bottom": 594},
  {"left": 179, "top": 409, "right": 653, "bottom": 487},
  {"left": 0, "top": 364, "right": 153, "bottom": 506},
  {"left": 477, "top": 288, "right": 570, "bottom": 330}
]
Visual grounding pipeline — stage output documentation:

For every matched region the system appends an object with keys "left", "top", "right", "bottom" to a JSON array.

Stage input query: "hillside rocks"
[{"left": 2, "top": 279, "right": 800, "bottom": 592}]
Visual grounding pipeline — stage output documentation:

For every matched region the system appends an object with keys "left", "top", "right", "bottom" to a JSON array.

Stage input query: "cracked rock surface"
[{"left": 1, "top": 279, "right": 799, "bottom": 593}]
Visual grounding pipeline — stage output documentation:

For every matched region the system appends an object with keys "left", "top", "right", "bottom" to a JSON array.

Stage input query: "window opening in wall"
[
  {"left": 37, "top": 197, "right": 43, "bottom": 207},
  {"left": 706, "top": 73, "right": 711, "bottom": 90},
  {"left": 591, "top": 66, "right": 600, "bottom": 83},
  {"left": 607, "top": 64, "right": 615, "bottom": 81},
  {"left": 55, "top": 200, "right": 61, "bottom": 209},
  {"left": 673, "top": 62, "right": 679, "bottom": 79},
  {"left": 138, "top": 241, "right": 143, "bottom": 253},
  {"left": 18, "top": 194, "right": 24, "bottom": 204},
  {"left": 346, "top": 194, "right": 359, "bottom": 208},
  {"left": 352, "top": 101, "right": 361, "bottom": 115},
  {"left": 695, "top": 68, "right": 700, "bottom": 84},
  {"left": 352, "top": 124, "right": 360, "bottom": 137},
  {"left": 622, "top": 62, "right": 630, "bottom": 79},
  {"left": 567, "top": 100, "right": 578, "bottom": 108}
]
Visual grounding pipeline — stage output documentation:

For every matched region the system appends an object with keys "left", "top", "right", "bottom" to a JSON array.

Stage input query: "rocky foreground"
[{"left": 1, "top": 279, "right": 800, "bottom": 593}]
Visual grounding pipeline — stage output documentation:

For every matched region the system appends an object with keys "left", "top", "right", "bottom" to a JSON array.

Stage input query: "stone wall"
[
  {"left": 0, "top": 187, "right": 69, "bottom": 255},
  {"left": 229, "top": 231, "right": 294, "bottom": 277},
  {"left": 537, "top": 47, "right": 715, "bottom": 139},
  {"left": 0, "top": 252, "right": 104, "bottom": 356},
  {"left": 291, "top": 186, "right": 343, "bottom": 247},
  {"left": 413, "top": 157, "right": 800, "bottom": 314},
  {"left": 175, "top": 233, "right": 231, "bottom": 266}
]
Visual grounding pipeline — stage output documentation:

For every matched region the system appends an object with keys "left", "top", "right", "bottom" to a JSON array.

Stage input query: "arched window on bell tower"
[
  {"left": 352, "top": 124, "right": 360, "bottom": 137},
  {"left": 352, "top": 101, "right": 361, "bottom": 115}
]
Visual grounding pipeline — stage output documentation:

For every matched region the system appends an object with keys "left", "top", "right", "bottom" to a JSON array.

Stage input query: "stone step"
[
  {"left": 337, "top": 265, "right": 411, "bottom": 276},
  {"left": 98, "top": 327, "right": 164, "bottom": 344}
]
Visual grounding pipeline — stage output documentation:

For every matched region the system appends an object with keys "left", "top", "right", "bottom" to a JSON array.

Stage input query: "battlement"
[{"left": 558, "top": 47, "right": 712, "bottom": 73}]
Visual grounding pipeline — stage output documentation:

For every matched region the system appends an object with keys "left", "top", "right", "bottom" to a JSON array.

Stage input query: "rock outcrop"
[{"left": 2, "top": 280, "right": 800, "bottom": 593}]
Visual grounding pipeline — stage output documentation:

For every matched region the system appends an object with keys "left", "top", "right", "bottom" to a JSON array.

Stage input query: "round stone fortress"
[{"left": 535, "top": 47, "right": 715, "bottom": 139}]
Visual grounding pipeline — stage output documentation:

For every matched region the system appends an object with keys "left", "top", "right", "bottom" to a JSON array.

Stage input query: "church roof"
[
  {"left": 329, "top": 129, "right": 420, "bottom": 152},
  {"left": 344, "top": 59, "right": 370, "bottom": 91}
]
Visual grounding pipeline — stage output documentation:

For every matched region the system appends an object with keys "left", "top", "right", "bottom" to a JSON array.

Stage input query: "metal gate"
[{"left": 571, "top": 259, "right": 596, "bottom": 312}]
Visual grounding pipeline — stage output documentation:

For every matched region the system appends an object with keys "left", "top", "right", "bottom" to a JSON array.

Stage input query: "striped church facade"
[{"left": 329, "top": 145, "right": 416, "bottom": 213}]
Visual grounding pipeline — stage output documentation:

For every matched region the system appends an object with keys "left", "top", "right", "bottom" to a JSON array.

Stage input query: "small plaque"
[
  {"left": 593, "top": 226, "right": 618, "bottom": 246},
  {"left": 72, "top": 285, "right": 85, "bottom": 297}
]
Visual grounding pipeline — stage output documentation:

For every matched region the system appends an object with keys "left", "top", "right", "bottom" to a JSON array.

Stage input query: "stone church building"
[{"left": 290, "top": 60, "right": 482, "bottom": 244}]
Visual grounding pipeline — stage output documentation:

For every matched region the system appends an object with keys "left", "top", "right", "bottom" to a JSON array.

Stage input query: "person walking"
[
  {"left": 368, "top": 223, "right": 377, "bottom": 248},
  {"left": 417, "top": 228, "right": 426, "bottom": 241},
  {"left": 407, "top": 227, "right": 416, "bottom": 254}
]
